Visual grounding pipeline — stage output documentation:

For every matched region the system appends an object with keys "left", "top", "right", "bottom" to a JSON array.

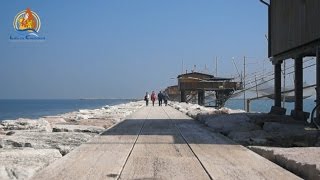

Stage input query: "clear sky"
[{"left": 1, "top": 0, "right": 314, "bottom": 99}]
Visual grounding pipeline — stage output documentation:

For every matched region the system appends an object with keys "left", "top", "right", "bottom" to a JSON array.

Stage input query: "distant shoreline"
[
  {"left": 0, "top": 99, "right": 134, "bottom": 121},
  {"left": 0, "top": 98, "right": 139, "bottom": 100}
]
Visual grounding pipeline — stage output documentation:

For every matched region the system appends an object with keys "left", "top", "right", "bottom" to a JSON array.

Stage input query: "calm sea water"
[
  {"left": 0, "top": 99, "right": 132, "bottom": 121},
  {"left": 225, "top": 98, "right": 316, "bottom": 115}
]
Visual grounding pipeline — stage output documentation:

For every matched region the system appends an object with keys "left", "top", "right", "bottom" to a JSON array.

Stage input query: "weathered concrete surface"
[
  {"left": 33, "top": 106, "right": 300, "bottom": 180},
  {"left": 164, "top": 107, "right": 300, "bottom": 180},
  {"left": 249, "top": 146, "right": 320, "bottom": 180},
  {"left": 0, "top": 148, "right": 62, "bottom": 180},
  {"left": 119, "top": 109, "right": 209, "bottom": 180},
  {"left": 32, "top": 108, "right": 148, "bottom": 180}
]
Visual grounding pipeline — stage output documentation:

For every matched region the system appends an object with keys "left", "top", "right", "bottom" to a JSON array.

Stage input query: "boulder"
[
  {"left": 0, "top": 131, "right": 93, "bottom": 155},
  {"left": 205, "top": 114, "right": 261, "bottom": 135},
  {"left": 247, "top": 113, "right": 296, "bottom": 126},
  {"left": 0, "top": 129, "right": 5, "bottom": 135},
  {"left": 5, "top": 131, "right": 15, "bottom": 136},
  {"left": 59, "top": 101, "right": 144, "bottom": 122},
  {"left": 263, "top": 122, "right": 307, "bottom": 133},
  {"left": 227, "top": 130, "right": 270, "bottom": 146},
  {"left": 0, "top": 148, "right": 62, "bottom": 180},
  {"left": 249, "top": 146, "right": 320, "bottom": 180},
  {"left": 196, "top": 113, "right": 213, "bottom": 123},
  {"left": 52, "top": 124, "right": 105, "bottom": 134},
  {"left": 262, "top": 122, "right": 319, "bottom": 146},
  {"left": 40, "top": 116, "right": 66, "bottom": 126},
  {"left": 0, "top": 119, "right": 52, "bottom": 132},
  {"left": 186, "top": 109, "right": 202, "bottom": 119},
  {"left": 62, "top": 118, "right": 117, "bottom": 129}
]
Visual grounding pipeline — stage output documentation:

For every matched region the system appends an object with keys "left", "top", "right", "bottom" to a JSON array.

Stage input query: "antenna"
[
  {"left": 232, "top": 57, "right": 241, "bottom": 78},
  {"left": 215, "top": 57, "right": 218, "bottom": 76},
  {"left": 182, "top": 59, "right": 184, "bottom": 74},
  {"left": 243, "top": 56, "right": 246, "bottom": 110}
]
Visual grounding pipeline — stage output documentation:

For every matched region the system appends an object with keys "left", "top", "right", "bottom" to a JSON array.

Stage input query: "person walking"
[
  {"left": 151, "top": 91, "right": 156, "bottom": 106},
  {"left": 163, "top": 92, "right": 169, "bottom": 106},
  {"left": 144, "top": 92, "right": 150, "bottom": 106},
  {"left": 158, "top": 91, "right": 163, "bottom": 106}
]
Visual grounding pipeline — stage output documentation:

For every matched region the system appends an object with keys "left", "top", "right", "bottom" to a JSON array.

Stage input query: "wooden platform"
[{"left": 32, "top": 106, "right": 301, "bottom": 180}]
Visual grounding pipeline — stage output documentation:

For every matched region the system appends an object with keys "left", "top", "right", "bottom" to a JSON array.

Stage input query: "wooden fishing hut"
[{"left": 177, "top": 72, "right": 242, "bottom": 107}]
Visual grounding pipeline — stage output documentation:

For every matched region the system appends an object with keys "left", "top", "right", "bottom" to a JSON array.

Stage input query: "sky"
[{"left": 0, "top": 0, "right": 316, "bottom": 99}]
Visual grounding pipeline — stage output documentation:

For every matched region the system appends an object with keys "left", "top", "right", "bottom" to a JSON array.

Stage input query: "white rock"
[
  {"left": 0, "top": 131, "right": 93, "bottom": 155},
  {"left": 228, "top": 130, "right": 270, "bottom": 145},
  {"left": 40, "top": 116, "right": 66, "bottom": 126},
  {"left": 0, "top": 148, "right": 62, "bottom": 180},
  {"left": 205, "top": 114, "right": 261, "bottom": 135},
  {"left": 249, "top": 146, "right": 320, "bottom": 180},
  {"left": 52, "top": 124, "right": 105, "bottom": 134},
  {"left": 1, "top": 119, "right": 52, "bottom": 132},
  {"left": 0, "top": 100, "right": 145, "bottom": 180}
]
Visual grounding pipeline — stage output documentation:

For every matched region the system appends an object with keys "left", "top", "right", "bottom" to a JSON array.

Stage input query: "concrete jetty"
[{"left": 32, "top": 106, "right": 300, "bottom": 180}]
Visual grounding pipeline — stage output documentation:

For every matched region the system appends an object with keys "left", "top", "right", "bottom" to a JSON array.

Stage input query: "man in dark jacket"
[{"left": 158, "top": 91, "right": 163, "bottom": 106}]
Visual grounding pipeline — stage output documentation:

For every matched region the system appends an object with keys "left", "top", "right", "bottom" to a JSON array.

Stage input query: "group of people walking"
[{"left": 144, "top": 91, "right": 168, "bottom": 106}]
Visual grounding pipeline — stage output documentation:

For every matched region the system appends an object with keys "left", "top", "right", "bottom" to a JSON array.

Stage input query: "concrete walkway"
[{"left": 32, "top": 106, "right": 301, "bottom": 180}]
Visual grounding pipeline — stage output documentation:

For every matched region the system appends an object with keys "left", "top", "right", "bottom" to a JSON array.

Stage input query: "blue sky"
[{"left": 0, "top": 0, "right": 314, "bottom": 99}]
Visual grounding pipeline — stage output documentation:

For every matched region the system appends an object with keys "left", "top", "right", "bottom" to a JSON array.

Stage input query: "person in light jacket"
[
  {"left": 151, "top": 91, "right": 156, "bottom": 106},
  {"left": 144, "top": 92, "right": 150, "bottom": 106}
]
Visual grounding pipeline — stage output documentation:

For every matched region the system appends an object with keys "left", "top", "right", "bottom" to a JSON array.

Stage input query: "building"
[
  {"left": 261, "top": 0, "right": 320, "bottom": 120},
  {"left": 168, "top": 72, "right": 242, "bottom": 107}
]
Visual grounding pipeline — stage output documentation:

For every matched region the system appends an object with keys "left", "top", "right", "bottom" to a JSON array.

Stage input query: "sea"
[
  {"left": 0, "top": 99, "right": 132, "bottom": 121},
  {"left": 0, "top": 98, "right": 316, "bottom": 121},
  {"left": 225, "top": 98, "right": 316, "bottom": 116}
]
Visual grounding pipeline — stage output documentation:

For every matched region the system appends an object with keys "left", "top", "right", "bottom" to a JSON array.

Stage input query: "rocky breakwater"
[
  {"left": 170, "top": 101, "right": 320, "bottom": 179},
  {"left": 170, "top": 102, "right": 320, "bottom": 147},
  {"left": 0, "top": 101, "right": 144, "bottom": 180}
]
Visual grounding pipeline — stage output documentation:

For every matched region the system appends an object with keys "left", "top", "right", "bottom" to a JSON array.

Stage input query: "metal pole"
[
  {"left": 283, "top": 61, "right": 286, "bottom": 108},
  {"left": 295, "top": 57, "right": 303, "bottom": 112},
  {"left": 243, "top": 56, "right": 246, "bottom": 110},
  {"left": 215, "top": 56, "right": 218, "bottom": 76},
  {"left": 182, "top": 59, "right": 184, "bottom": 74},
  {"left": 316, "top": 47, "right": 320, "bottom": 118},
  {"left": 274, "top": 61, "right": 282, "bottom": 107},
  {"left": 255, "top": 75, "right": 258, "bottom": 98}
]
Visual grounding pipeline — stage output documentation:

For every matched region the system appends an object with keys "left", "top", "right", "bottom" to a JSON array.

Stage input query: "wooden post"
[
  {"left": 181, "top": 90, "right": 186, "bottom": 102},
  {"left": 295, "top": 57, "right": 303, "bottom": 112},
  {"left": 243, "top": 56, "right": 246, "bottom": 110},
  {"left": 317, "top": 47, "right": 320, "bottom": 118},
  {"left": 274, "top": 61, "right": 282, "bottom": 107},
  {"left": 198, "top": 90, "right": 205, "bottom": 106}
]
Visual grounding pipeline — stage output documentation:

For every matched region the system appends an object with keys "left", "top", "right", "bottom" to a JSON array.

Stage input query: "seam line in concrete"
[
  {"left": 162, "top": 107, "right": 214, "bottom": 180},
  {"left": 117, "top": 108, "right": 150, "bottom": 179}
]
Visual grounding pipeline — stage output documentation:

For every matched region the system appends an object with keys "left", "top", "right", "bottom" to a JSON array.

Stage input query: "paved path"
[{"left": 33, "top": 106, "right": 300, "bottom": 180}]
